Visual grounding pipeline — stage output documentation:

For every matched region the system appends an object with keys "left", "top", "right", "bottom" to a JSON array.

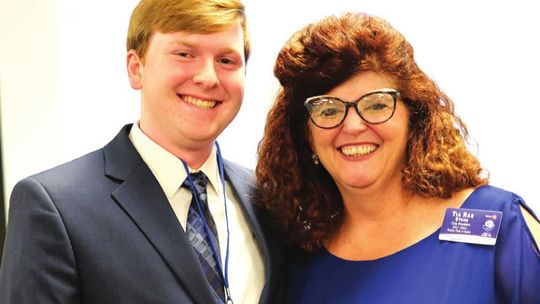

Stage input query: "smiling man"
[{"left": 0, "top": 1, "right": 284, "bottom": 303}]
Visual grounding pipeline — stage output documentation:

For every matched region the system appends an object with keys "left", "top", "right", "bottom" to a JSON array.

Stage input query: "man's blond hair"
[{"left": 127, "top": 0, "right": 249, "bottom": 62}]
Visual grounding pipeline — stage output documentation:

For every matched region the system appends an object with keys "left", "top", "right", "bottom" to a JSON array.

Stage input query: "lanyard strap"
[{"left": 181, "top": 141, "right": 233, "bottom": 303}]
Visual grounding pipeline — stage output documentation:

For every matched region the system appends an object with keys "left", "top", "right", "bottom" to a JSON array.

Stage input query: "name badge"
[{"left": 439, "top": 208, "right": 503, "bottom": 246}]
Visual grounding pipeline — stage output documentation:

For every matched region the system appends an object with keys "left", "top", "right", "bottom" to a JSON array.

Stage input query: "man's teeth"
[
  {"left": 340, "top": 145, "right": 377, "bottom": 156},
  {"left": 184, "top": 96, "right": 217, "bottom": 109}
]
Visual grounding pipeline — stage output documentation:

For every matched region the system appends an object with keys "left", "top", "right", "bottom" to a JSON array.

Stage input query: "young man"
[{"left": 0, "top": 1, "right": 283, "bottom": 303}]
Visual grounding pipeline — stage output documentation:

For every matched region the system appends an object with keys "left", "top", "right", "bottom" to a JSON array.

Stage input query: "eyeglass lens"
[{"left": 307, "top": 92, "right": 396, "bottom": 128}]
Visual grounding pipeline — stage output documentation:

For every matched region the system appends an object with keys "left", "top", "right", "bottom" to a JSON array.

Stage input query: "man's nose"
[{"left": 192, "top": 59, "right": 220, "bottom": 88}]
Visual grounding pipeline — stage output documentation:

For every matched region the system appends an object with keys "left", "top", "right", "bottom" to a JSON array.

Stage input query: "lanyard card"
[{"left": 439, "top": 208, "right": 503, "bottom": 246}]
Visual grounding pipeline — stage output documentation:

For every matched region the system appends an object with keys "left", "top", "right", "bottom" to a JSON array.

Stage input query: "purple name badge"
[{"left": 439, "top": 208, "right": 503, "bottom": 246}]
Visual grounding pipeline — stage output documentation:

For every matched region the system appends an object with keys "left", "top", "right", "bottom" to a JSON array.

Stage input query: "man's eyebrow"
[
  {"left": 219, "top": 47, "right": 243, "bottom": 56},
  {"left": 168, "top": 40, "right": 242, "bottom": 56},
  {"left": 168, "top": 40, "right": 195, "bottom": 48}
]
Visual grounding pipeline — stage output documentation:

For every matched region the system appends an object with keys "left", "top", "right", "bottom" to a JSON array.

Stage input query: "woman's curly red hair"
[{"left": 255, "top": 13, "right": 488, "bottom": 252}]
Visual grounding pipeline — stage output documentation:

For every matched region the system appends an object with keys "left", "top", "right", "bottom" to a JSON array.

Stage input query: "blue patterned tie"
[{"left": 183, "top": 172, "right": 225, "bottom": 302}]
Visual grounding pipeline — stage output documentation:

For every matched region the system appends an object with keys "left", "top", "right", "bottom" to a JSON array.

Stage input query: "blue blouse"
[{"left": 285, "top": 185, "right": 540, "bottom": 303}]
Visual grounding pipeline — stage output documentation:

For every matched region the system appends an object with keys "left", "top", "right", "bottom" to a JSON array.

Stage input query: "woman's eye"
[
  {"left": 319, "top": 108, "right": 339, "bottom": 117},
  {"left": 368, "top": 103, "right": 388, "bottom": 111}
]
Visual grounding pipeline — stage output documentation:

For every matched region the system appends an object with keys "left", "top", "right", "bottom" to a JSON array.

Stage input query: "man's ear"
[{"left": 127, "top": 50, "right": 143, "bottom": 90}]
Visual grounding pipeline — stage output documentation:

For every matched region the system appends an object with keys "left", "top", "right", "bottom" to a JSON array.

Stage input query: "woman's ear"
[
  {"left": 126, "top": 50, "right": 143, "bottom": 90},
  {"left": 306, "top": 125, "right": 315, "bottom": 152},
  {"left": 306, "top": 126, "right": 319, "bottom": 164}
]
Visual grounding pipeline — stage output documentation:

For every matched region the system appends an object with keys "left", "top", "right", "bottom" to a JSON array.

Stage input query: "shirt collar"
[{"left": 128, "top": 122, "right": 221, "bottom": 198}]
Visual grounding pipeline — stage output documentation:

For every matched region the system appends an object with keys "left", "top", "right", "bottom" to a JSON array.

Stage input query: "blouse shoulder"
[
  {"left": 469, "top": 185, "right": 538, "bottom": 247},
  {"left": 472, "top": 185, "right": 540, "bottom": 302},
  {"left": 468, "top": 185, "right": 535, "bottom": 216}
]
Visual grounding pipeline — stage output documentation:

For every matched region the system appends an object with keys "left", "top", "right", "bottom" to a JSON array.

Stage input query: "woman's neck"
[
  {"left": 327, "top": 185, "right": 475, "bottom": 261},
  {"left": 338, "top": 175, "right": 409, "bottom": 223}
]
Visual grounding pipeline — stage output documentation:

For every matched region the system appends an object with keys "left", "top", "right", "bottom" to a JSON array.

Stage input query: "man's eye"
[
  {"left": 176, "top": 52, "right": 194, "bottom": 58},
  {"left": 218, "top": 57, "right": 236, "bottom": 65}
]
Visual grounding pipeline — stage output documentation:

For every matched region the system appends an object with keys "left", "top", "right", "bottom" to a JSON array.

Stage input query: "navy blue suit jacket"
[{"left": 0, "top": 125, "right": 284, "bottom": 304}]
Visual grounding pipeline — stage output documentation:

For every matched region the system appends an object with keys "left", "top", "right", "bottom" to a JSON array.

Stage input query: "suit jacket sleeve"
[{"left": 0, "top": 177, "right": 80, "bottom": 303}]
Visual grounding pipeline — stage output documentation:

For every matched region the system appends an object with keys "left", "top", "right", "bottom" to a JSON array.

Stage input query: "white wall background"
[{"left": 1, "top": 0, "right": 539, "bottom": 217}]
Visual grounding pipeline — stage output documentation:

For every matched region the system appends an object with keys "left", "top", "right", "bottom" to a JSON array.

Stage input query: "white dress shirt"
[{"left": 129, "top": 122, "right": 264, "bottom": 303}]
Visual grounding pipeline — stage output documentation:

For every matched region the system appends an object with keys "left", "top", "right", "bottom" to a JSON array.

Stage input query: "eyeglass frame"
[{"left": 304, "top": 88, "right": 401, "bottom": 129}]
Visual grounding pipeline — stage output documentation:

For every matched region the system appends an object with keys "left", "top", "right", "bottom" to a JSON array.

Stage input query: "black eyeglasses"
[{"left": 304, "top": 88, "right": 400, "bottom": 129}]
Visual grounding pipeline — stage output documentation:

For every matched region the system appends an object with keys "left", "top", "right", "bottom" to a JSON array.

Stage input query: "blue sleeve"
[
  {"left": 0, "top": 178, "right": 80, "bottom": 303},
  {"left": 495, "top": 193, "right": 540, "bottom": 304}
]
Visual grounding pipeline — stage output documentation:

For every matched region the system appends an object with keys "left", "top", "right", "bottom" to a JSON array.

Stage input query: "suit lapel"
[
  {"left": 223, "top": 161, "right": 278, "bottom": 304},
  {"left": 104, "top": 125, "right": 215, "bottom": 304},
  {"left": 223, "top": 161, "right": 268, "bottom": 257}
]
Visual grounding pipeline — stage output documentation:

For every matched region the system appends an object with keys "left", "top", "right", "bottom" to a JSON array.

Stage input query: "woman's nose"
[{"left": 341, "top": 107, "right": 368, "bottom": 133}]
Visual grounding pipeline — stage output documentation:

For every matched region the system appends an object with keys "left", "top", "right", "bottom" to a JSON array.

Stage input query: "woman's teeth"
[{"left": 340, "top": 145, "right": 377, "bottom": 156}]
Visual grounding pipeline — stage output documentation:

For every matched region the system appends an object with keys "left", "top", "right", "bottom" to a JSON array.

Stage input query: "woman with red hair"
[{"left": 256, "top": 13, "right": 540, "bottom": 303}]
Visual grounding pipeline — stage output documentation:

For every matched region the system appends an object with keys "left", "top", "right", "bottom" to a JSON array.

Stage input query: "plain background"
[{"left": 1, "top": 0, "right": 539, "bottom": 219}]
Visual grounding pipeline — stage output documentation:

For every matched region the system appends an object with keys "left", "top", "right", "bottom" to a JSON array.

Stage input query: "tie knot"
[{"left": 183, "top": 172, "right": 209, "bottom": 193}]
